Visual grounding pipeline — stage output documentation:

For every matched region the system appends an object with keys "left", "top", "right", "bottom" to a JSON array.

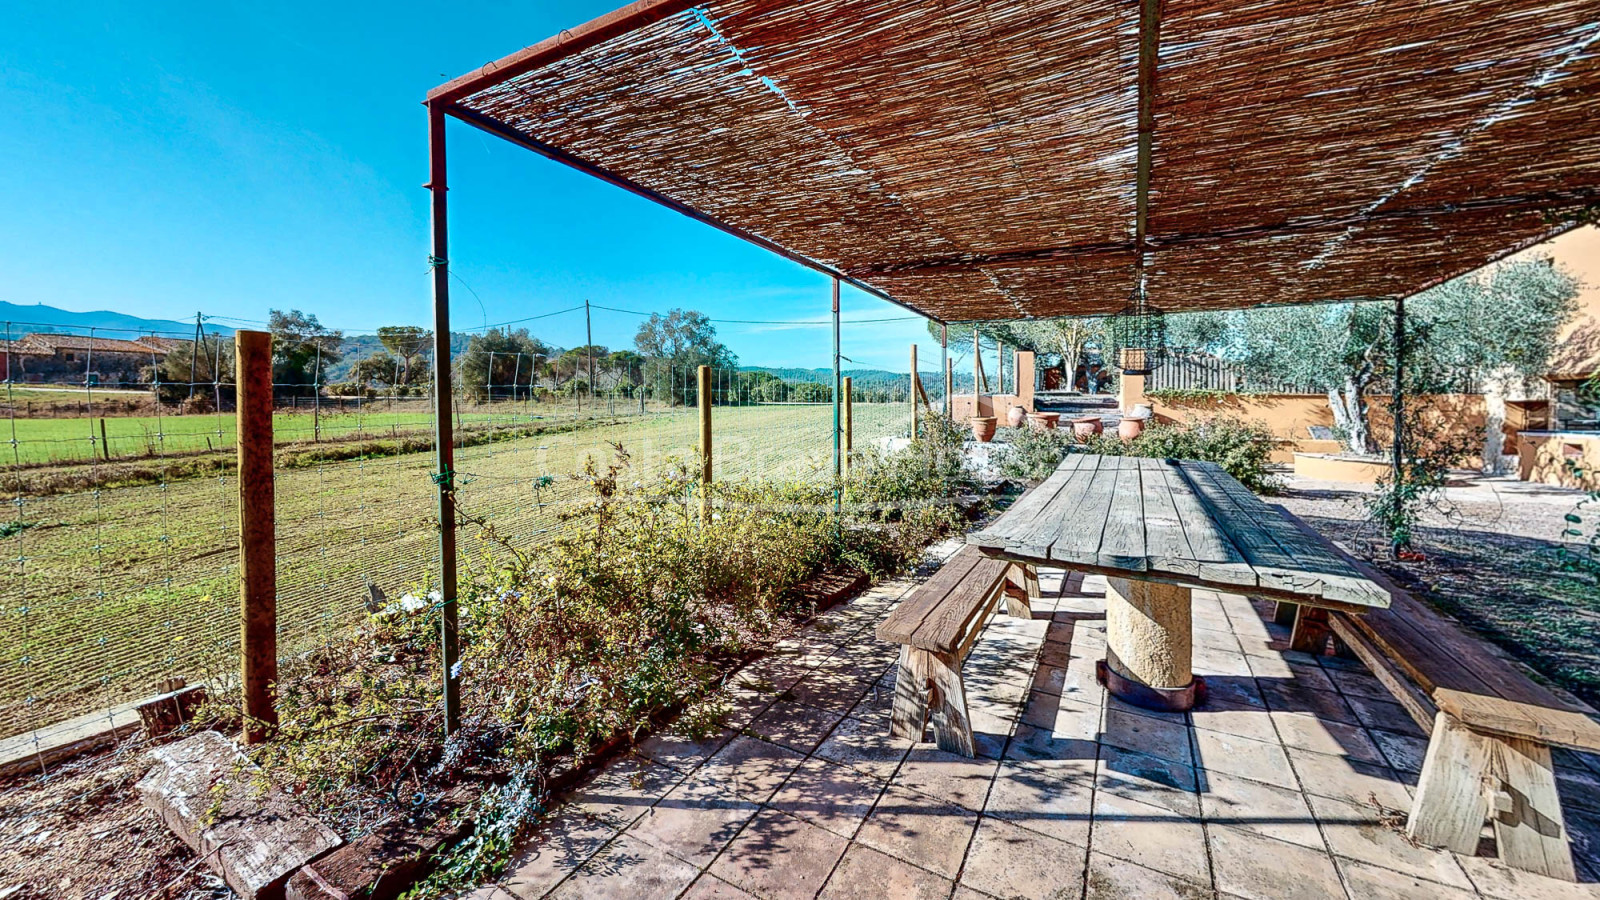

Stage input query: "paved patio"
[{"left": 468, "top": 540, "right": 1600, "bottom": 899}]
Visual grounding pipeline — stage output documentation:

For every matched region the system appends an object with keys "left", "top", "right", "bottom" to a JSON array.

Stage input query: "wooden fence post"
[
  {"left": 843, "top": 376, "right": 853, "bottom": 476},
  {"left": 698, "top": 365, "right": 712, "bottom": 522},
  {"left": 236, "top": 329, "right": 277, "bottom": 744}
]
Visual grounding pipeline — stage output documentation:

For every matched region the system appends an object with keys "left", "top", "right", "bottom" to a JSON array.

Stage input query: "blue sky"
[{"left": 0, "top": 2, "right": 939, "bottom": 371}]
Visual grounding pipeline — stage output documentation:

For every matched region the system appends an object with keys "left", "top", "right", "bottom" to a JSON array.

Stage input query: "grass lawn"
[
  {"left": 0, "top": 402, "right": 909, "bottom": 737},
  {"left": 0, "top": 399, "right": 637, "bottom": 465}
]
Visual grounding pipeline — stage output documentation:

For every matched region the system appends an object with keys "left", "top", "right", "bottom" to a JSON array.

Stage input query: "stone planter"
[
  {"left": 1119, "top": 417, "right": 1147, "bottom": 441},
  {"left": 1027, "top": 412, "right": 1060, "bottom": 431},
  {"left": 1292, "top": 452, "right": 1393, "bottom": 484},
  {"left": 970, "top": 416, "right": 998, "bottom": 443},
  {"left": 1006, "top": 405, "right": 1027, "bottom": 428},
  {"left": 1071, "top": 416, "right": 1103, "bottom": 440}
]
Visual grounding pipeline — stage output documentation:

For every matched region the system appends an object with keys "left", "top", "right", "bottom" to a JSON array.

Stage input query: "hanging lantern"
[{"left": 1110, "top": 284, "right": 1167, "bottom": 376}]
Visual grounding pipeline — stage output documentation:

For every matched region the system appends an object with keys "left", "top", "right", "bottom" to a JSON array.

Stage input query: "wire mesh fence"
[{"left": 1, "top": 318, "right": 933, "bottom": 740}]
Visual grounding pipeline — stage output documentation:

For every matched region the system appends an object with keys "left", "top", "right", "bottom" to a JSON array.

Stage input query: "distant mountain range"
[
  {"left": 0, "top": 302, "right": 232, "bottom": 338},
  {"left": 741, "top": 365, "right": 976, "bottom": 392}
]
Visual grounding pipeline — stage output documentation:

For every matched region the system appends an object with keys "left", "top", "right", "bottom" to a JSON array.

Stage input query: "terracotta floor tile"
[
  {"left": 813, "top": 714, "right": 912, "bottom": 782},
  {"left": 1206, "top": 823, "right": 1345, "bottom": 900},
  {"left": 1193, "top": 727, "right": 1298, "bottom": 791},
  {"left": 1097, "top": 744, "right": 1201, "bottom": 817},
  {"left": 1091, "top": 791, "right": 1210, "bottom": 885},
  {"left": 1336, "top": 856, "right": 1478, "bottom": 900},
  {"left": 1305, "top": 791, "right": 1473, "bottom": 890},
  {"left": 701, "top": 736, "right": 806, "bottom": 803},
  {"left": 709, "top": 808, "right": 850, "bottom": 900},
  {"left": 768, "top": 757, "right": 885, "bottom": 839},
  {"left": 1101, "top": 705, "right": 1195, "bottom": 767},
  {"left": 628, "top": 770, "right": 761, "bottom": 867},
  {"left": 960, "top": 814, "right": 1089, "bottom": 900},
  {"left": 855, "top": 784, "right": 979, "bottom": 879},
  {"left": 548, "top": 832, "right": 701, "bottom": 900},
  {"left": 1198, "top": 769, "right": 1322, "bottom": 850},
  {"left": 984, "top": 757, "right": 1096, "bottom": 847},
  {"left": 1086, "top": 851, "right": 1218, "bottom": 900},
  {"left": 818, "top": 843, "right": 955, "bottom": 900}
]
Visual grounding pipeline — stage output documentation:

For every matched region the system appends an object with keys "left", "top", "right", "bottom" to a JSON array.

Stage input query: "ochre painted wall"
[
  {"left": 1149, "top": 392, "right": 1543, "bottom": 469},
  {"left": 1518, "top": 433, "right": 1600, "bottom": 489}
]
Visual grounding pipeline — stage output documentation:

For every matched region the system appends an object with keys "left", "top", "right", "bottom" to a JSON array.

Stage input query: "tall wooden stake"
[
  {"left": 236, "top": 329, "right": 277, "bottom": 744},
  {"left": 427, "top": 102, "right": 461, "bottom": 735},
  {"left": 698, "top": 365, "right": 712, "bottom": 522},
  {"left": 842, "top": 375, "right": 853, "bottom": 476}
]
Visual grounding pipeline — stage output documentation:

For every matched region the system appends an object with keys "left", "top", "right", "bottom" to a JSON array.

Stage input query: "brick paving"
[{"left": 468, "top": 540, "right": 1600, "bottom": 899}]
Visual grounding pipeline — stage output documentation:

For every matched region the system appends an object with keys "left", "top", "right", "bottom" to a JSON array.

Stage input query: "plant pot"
[
  {"left": 969, "top": 416, "right": 998, "bottom": 443},
  {"left": 1006, "top": 405, "right": 1027, "bottom": 428},
  {"left": 1119, "top": 417, "right": 1147, "bottom": 440},
  {"left": 1071, "top": 416, "right": 1103, "bottom": 440},
  {"left": 1027, "top": 412, "right": 1060, "bottom": 432}
]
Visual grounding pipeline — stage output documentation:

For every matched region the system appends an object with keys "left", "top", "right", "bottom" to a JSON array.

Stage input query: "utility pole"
[{"left": 189, "top": 312, "right": 203, "bottom": 400}]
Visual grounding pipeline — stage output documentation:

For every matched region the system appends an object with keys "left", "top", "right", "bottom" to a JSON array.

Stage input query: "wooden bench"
[
  {"left": 876, "top": 545, "right": 1040, "bottom": 757},
  {"left": 1274, "top": 509, "right": 1600, "bottom": 881}
]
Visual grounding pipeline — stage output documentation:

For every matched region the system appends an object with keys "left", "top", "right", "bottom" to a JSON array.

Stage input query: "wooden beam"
[{"left": 236, "top": 329, "right": 276, "bottom": 744}]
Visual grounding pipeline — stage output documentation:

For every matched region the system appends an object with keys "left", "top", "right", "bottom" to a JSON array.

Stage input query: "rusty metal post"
[
  {"left": 940, "top": 324, "right": 949, "bottom": 415},
  {"left": 842, "top": 375, "right": 853, "bottom": 476},
  {"left": 832, "top": 278, "right": 842, "bottom": 518},
  {"left": 945, "top": 360, "right": 954, "bottom": 417},
  {"left": 236, "top": 329, "right": 276, "bottom": 744},
  {"left": 698, "top": 365, "right": 712, "bottom": 522},
  {"left": 910, "top": 344, "right": 919, "bottom": 439},
  {"left": 427, "top": 102, "right": 461, "bottom": 735}
]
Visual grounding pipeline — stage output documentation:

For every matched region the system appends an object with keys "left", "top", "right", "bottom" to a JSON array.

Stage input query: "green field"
[
  {"left": 0, "top": 402, "right": 909, "bottom": 737},
  {"left": 0, "top": 399, "right": 644, "bottom": 466}
]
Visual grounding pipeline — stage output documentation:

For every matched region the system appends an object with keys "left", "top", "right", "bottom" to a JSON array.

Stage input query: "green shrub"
[
  {"left": 1080, "top": 417, "right": 1280, "bottom": 494},
  {"left": 996, "top": 426, "right": 1075, "bottom": 482},
  {"left": 205, "top": 433, "right": 974, "bottom": 895}
]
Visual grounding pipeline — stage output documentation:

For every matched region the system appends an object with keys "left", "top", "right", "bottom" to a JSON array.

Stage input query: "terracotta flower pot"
[
  {"left": 1119, "top": 417, "right": 1147, "bottom": 440},
  {"left": 1071, "top": 416, "right": 1103, "bottom": 440},
  {"left": 969, "top": 416, "right": 998, "bottom": 443},
  {"left": 1027, "top": 412, "right": 1060, "bottom": 432},
  {"left": 1006, "top": 405, "right": 1027, "bottom": 428}
]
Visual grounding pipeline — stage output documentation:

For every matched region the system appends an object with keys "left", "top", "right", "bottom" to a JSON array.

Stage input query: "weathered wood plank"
[
  {"left": 1408, "top": 711, "right": 1494, "bottom": 854},
  {"left": 967, "top": 455, "right": 1083, "bottom": 557},
  {"left": 912, "top": 555, "right": 1011, "bottom": 653},
  {"left": 877, "top": 547, "right": 982, "bottom": 645},
  {"left": 1049, "top": 454, "right": 1118, "bottom": 567},
  {"left": 1181, "top": 462, "right": 1326, "bottom": 598},
  {"left": 1097, "top": 460, "right": 1148, "bottom": 572},
  {"left": 1157, "top": 460, "right": 1256, "bottom": 587},
  {"left": 1435, "top": 690, "right": 1600, "bottom": 753},
  {"left": 1138, "top": 457, "right": 1196, "bottom": 577}
]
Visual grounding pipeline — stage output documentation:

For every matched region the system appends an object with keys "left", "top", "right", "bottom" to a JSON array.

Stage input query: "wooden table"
[{"left": 969, "top": 454, "right": 1389, "bottom": 710}]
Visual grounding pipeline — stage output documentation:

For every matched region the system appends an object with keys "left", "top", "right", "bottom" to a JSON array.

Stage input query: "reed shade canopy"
[{"left": 428, "top": 0, "right": 1600, "bottom": 324}]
